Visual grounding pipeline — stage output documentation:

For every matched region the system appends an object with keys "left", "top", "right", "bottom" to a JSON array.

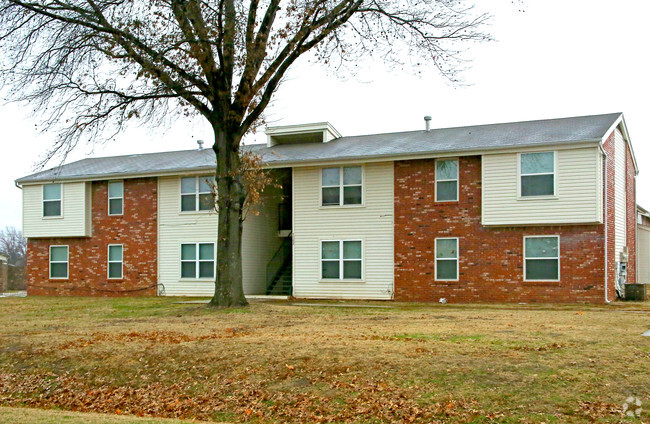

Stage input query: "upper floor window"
[
  {"left": 435, "top": 159, "right": 459, "bottom": 202},
  {"left": 108, "top": 181, "right": 124, "bottom": 216},
  {"left": 321, "top": 240, "right": 363, "bottom": 280},
  {"left": 43, "top": 184, "right": 62, "bottom": 217},
  {"left": 520, "top": 152, "right": 555, "bottom": 197},
  {"left": 181, "top": 243, "right": 215, "bottom": 279},
  {"left": 49, "top": 245, "right": 68, "bottom": 279},
  {"left": 108, "top": 244, "right": 123, "bottom": 279},
  {"left": 181, "top": 176, "right": 214, "bottom": 212},
  {"left": 524, "top": 236, "right": 559, "bottom": 281},
  {"left": 321, "top": 166, "right": 362, "bottom": 206},
  {"left": 435, "top": 238, "right": 458, "bottom": 280}
]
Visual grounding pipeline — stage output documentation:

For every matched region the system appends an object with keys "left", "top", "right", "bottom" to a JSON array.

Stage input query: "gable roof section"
[{"left": 16, "top": 112, "right": 624, "bottom": 184}]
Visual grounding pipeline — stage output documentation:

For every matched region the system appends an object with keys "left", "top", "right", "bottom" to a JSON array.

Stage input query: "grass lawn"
[
  {"left": 0, "top": 406, "right": 212, "bottom": 423},
  {"left": 0, "top": 297, "right": 648, "bottom": 423}
]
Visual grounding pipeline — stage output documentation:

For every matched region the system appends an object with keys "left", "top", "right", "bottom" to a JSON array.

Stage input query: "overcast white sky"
[{"left": 1, "top": 0, "right": 649, "bottom": 230}]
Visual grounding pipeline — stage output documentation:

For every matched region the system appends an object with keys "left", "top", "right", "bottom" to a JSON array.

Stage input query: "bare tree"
[
  {"left": 0, "top": 226, "right": 27, "bottom": 289},
  {"left": 0, "top": 0, "right": 490, "bottom": 307}
]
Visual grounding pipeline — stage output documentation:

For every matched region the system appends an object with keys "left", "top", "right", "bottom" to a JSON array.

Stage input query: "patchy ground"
[{"left": 0, "top": 297, "right": 648, "bottom": 423}]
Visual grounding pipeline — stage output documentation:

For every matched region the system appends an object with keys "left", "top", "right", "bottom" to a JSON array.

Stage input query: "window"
[
  {"left": 181, "top": 176, "right": 214, "bottom": 212},
  {"left": 520, "top": 152, "right": 555, "bottom": 196},
  {"left": 108, "top": 245, "right": 123, "bottom": 279},
  {"left": 321, "top": 166, "right": 362, "bottom": 206},
  {"left": 181, "top": 243, "right": 215, "bottom": 279},
  {"left": 43, "top": 184, "right": 62, "bottom": 217},
  {"left": 435, "top": 238, "right": 458, "bottom": 280},
  {"left": 524, "top": 236, "right": 559, "bottom": 281},
  {"left": 108, "top": 181, "right": 124, "bottom": 215},
  {"left": 321, "top": 240, "right": 362, "bottom": 280},
  {"left": 435, "top": 159, "right": 458, "bottom": 202},
  {"left": 49, "top": 245, "right": 68, "bottom": 279}
]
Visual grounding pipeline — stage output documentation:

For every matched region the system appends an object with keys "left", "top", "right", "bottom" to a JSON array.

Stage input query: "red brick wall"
[
  {"left": 27, "top": 178, "right": 158, "bottom": 296},
  {"left": 394, "top": 156, "right": 608, "bottom": 303}
]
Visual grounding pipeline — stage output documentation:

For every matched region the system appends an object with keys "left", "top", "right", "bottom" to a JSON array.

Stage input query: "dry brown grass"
[{"left": 0, "top": 297, "right": 649, "bottom": 423}]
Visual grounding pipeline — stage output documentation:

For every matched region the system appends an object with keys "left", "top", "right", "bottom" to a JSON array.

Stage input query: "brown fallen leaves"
[
  {"left": 0, "top": 372, "right": 482, "bottom": 423},
  {"left": 61, "top": 327, "right": 250, "bottom": 349}
]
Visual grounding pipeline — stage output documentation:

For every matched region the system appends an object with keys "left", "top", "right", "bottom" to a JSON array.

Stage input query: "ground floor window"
[
  {"left": 321, "top": 240, "right": 362, "bottom": 280},
  {"left": 49, "top": 245, "right": 68, "bottom": 279},
  {"left": 108, "top": 244, "right": 123, "bottom": 279},
  {"left": 524, "top": 236, "right": 559, "bottom": 281},
  {"left": 181, "top": 243, "right": 215, "bottom": 279},
  {"left": 435, "top": 238, "right": 458, "bottom": 280}
]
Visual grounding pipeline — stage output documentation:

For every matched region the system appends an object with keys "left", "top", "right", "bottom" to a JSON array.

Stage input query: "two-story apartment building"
[{"left": 16, "top": 112, "right": 640, "bottom": 303}]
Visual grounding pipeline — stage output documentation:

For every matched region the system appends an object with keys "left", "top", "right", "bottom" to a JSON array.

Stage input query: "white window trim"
[
  {"left": 523, "top": 235, "right": 560, "bottom": 282},
  {"left": 435, "top": 158, "right": 459, "bottom": 202},
  {"left": 107, "top": 244, "right": 124, "bottom": 280},
  {"left": 319, "top": 239, "right": 364, "bottom": 282},
  {"left": 517, "top": 151, "right": 558, "bottom": 199},
  {"left": 108, "top": 181, "right": 124, "bottom": 216},
  {"left": 320, "top": 166, "right": 365, "bottom": 208},
  {"left": 42, "top": 183, "right": 63, "bottom": 219},
  {"left": 435, "top": 237, "right": 459, "bottom": 281},
  {"left": 179, "top": 176, "right": 215, "bottom": 213},
  {"left": 49, "top": 245, "right": 69, "bottom": 280},
  {"left": 179, "top": 242, "right": 216, "bottom": 281}
]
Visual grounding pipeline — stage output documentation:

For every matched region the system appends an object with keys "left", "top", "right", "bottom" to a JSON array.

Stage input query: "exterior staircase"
[
  {"left": 266, "top": 235, "right": 292, "bottom": 296},
  {"left": 266, "top": 262, "right": 292, "bottom": 295}
]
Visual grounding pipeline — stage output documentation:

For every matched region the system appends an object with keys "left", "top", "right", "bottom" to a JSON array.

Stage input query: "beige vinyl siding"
[
  {"left": 614, "top": 128, "right": 627, "bottom": 260},
  {"left": 638, "top": 225, "right": 650, "bottom": 283},
  {"left": 482, "top": 147, "right": 603, "bottom": 226},
  {"left": 23, "top": 182, "right": 89, "bottom": 238},
  {"left": 292, "top": 162, "right": 394, "bottom": 299},
  {"left": 158, "top": 176, "right": 282, "bottom": 296}
]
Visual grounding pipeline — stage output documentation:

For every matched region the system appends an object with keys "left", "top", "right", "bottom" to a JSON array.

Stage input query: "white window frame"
[
  {"left": 180, "top": 176, "right": 214, "bottom": 213},
  {"left": 435, "top": 158, "right": 459, "bottom": 202},
  {"left": 320, "top": 166, "right": 364, "bottom": 207},
  {"left": 108, "top": 181, "right": 124, "bottom": 216},
  {"left": 523, "top": 235, "right": 560, "bottom": 282},
  {"left": 180, "top": 243, "right": 215, "bottom": 280},
  {"left": 49, "top": 245, "right": 69, "bottom": 280},
  {"left": 320, "top": 239, "right": 364, "bottom": 281},
  {"left": 518, "top": 151, "right": 557, "bottom": 198},
  {"left": 42, "top": 183, "right": 63, "bottom": 218},
  {"left": 435, "top": 237, "right": 459, "bottom": 281},
  {"left": 107, "top": 244, "right": 124, "bottom": 279}
]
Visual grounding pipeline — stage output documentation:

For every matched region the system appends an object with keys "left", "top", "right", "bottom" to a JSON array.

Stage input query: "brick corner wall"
[
  {"left": 394, "top": 156, "right": 607, "bottom": 304},
  {"left": 27, "top": 177, "right": 158, "bottom": 296}
]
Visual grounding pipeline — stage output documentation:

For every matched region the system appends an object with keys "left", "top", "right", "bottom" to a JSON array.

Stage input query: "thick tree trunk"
[{"left": 209, "top": 126, "right": 248, "bottom": 307}]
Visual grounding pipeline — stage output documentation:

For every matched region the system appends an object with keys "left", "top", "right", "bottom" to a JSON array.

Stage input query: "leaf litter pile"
[{"left": 0, "top": 297, "right": 648, "bottom": 423}]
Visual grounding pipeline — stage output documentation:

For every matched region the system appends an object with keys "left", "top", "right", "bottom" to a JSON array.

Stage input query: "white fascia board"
[{"left": 600, "top": 113, "right": 639, "bottom": 174}]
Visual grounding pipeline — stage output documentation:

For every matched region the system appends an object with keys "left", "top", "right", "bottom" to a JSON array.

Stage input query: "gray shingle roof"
[{"left": 16, "top": 112, "right": 622, "bottom": 184}]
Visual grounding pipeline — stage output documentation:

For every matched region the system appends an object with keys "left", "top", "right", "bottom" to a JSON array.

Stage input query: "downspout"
[{"left": 600, "top": 144, "right": 610, "bottom": 303}]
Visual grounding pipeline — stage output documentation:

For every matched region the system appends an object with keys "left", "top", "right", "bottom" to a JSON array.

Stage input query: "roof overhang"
[
  {"left": 601, "top": 113, "right": 639, "bottom": 174},
  {"left": 265, "top": 122, "right": 341, "bottom": 147}
]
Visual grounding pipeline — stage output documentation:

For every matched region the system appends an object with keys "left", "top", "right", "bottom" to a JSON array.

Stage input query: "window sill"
[
  {"left": 179, "top": 210, "right": 216, "bottom": 215},
  {"left": 517, "top": 195, "right": 558, "bottom": 201},
  {"left": 434, "top": 200, "right": 459, "bottom": 204},
  {"left": 49, "top": 278, "right": 68, "bottom": 281},
  {"left": 108, "top": 214, "right": 124, "bottom": 217},
  {"left": 319, "top": 279, "right": 365, "bottom": 283},
  {"left": 179, "top": 278, "right": 215, "bottom": 282},
  {"left": 42, "top": 216, "right": 64, "bottom": 220},
  {"left": 319, "top": 204, "right": 365, "bottom": 210},
  {"left": 522, "top": 280, "right": 560, "bottom": 286}
]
